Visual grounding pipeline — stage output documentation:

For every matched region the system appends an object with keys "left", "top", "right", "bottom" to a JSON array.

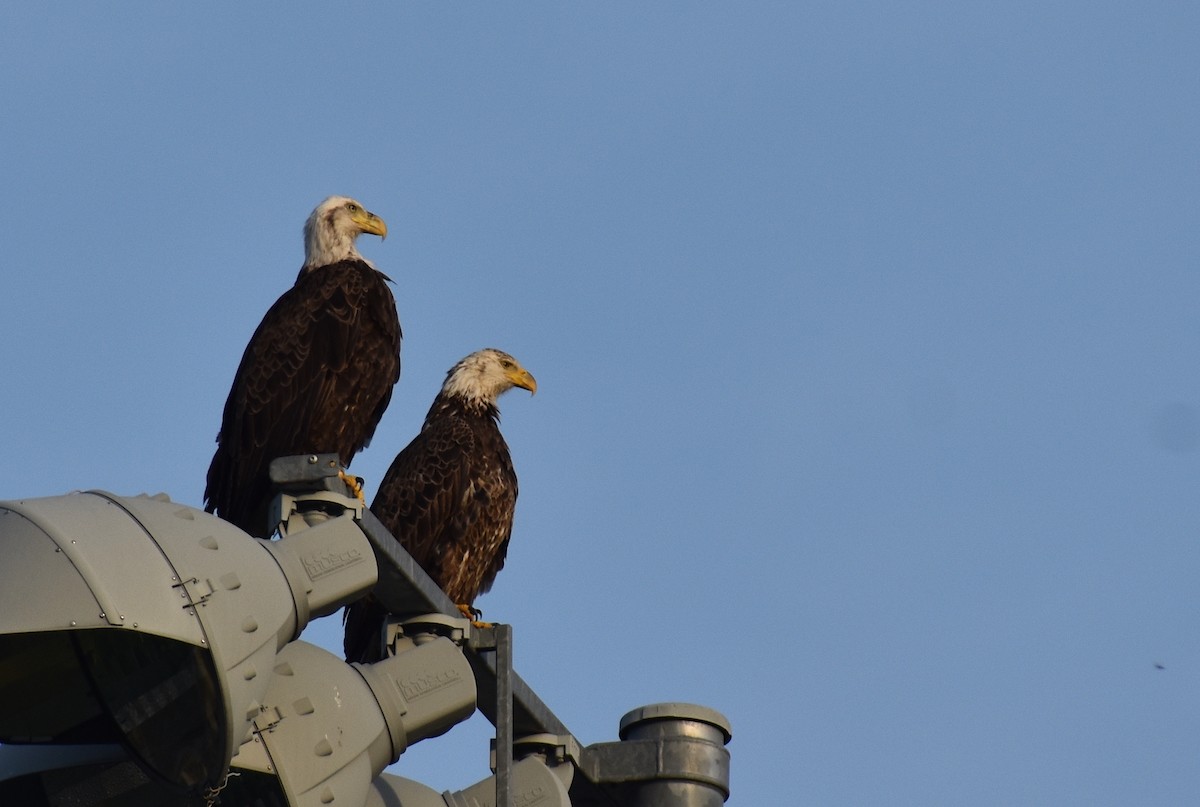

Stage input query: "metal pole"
[{"left": 495, "top": 623, "right": 513, "bottom": 807}]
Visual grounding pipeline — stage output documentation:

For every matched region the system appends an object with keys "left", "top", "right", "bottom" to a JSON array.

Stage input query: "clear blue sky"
[{"left": 2, "top": 3, "right": 1198, "bottom": 804}]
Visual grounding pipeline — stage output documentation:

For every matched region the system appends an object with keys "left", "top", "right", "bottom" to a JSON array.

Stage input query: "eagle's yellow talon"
[
  {"left": 338, "top": 470, "right": 364, "bottom": 502},
  {"left": 456, "top": 603, "right": 492, "bottom": 628}
]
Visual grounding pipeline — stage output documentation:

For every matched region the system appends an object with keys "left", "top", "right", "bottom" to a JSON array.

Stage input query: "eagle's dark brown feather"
[{"left": 204, "top": 258, "right": 401, "bottom": 537}]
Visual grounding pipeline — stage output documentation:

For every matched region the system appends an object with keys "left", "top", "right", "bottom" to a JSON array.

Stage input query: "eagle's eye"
[
  {"left": 500, "top": 359, "right": 513, "bottom": 369},
  {"left": 347, "top": 203, "right": 360, "bottom": 213}
]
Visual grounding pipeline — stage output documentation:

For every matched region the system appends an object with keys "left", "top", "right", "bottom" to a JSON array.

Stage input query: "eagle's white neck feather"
[
  {"left": 441, "top": 350, "right": 519, "bottom": 407},
  {"left": 302, "top": 205, "right": 364, "bottom": 269}
]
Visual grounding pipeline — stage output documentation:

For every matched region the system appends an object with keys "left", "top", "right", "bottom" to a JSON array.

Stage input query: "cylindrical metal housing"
[{"left": 617, "top": 702, "right": 732, "bottom": 807}]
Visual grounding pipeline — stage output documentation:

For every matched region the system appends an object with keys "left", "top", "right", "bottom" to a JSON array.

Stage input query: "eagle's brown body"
[{"left": 343, "top": 349, "right": 534, "bottom": 663}]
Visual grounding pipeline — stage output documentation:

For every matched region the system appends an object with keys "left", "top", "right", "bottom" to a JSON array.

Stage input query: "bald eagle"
[
  {"left": 204, "top": 196, "right": 401, "bottom": 537},
  {"left": 343, "top": 348, "right": 536, "bottom": 663}
]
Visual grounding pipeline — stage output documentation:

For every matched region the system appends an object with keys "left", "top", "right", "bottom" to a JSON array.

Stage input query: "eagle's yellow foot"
[
  {"left": 338, "top": 470, "right": 365, "bottom": 502},
  {"left": 457, "top": 603, "right": 493, "bottom": 628}
]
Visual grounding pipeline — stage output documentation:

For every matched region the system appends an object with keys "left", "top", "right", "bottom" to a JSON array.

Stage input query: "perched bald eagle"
[
  {"left": 204, "top": 196, "right": 401, "bottom": 537},
  {"left": 343, "top": 348, "right": 536, "bottom": 663}
]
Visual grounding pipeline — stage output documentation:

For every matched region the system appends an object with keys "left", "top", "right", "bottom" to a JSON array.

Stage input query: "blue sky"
[{"left": 2, "top": 3, "right": 1198, "bottom": 804}]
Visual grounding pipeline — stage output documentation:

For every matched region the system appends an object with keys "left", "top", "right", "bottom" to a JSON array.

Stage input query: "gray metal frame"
[{"left": 0, "top": 456, "right": 730, "bottom": 806}]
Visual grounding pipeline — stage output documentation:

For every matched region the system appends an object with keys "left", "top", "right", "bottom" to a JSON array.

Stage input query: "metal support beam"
[
  {"left": 496, "top": 624, "right": 512, "bottom": 807},
  {"left": 467, "top": 624, "right": 514, "bottom": 807},
  {"left": 488, "top": 625, "right": 513, "bottom": 807}
]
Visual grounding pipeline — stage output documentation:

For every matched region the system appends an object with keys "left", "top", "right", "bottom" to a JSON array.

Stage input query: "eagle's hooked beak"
[
  {"left": 509, "top": 368, "right": 537, "bottom": 396},
  {"left": 353, "top": 209, "right": 388, "bottom": 240}
]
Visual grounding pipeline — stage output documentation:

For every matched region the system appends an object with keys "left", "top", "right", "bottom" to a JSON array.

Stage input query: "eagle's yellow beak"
[
  {"left": 509, "top": 368, "right": 537, "bottom": 396},
  {"left": 353, "top": 208, "right": 388, "bottom": 240}
]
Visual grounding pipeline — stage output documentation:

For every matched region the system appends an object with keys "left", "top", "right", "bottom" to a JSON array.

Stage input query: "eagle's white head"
[
  {"left": 443, "top": 349, "right": 538, "bottom": 406},
  {"left": 301, "top": 196, "right": 388, "bottom": 273}
]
